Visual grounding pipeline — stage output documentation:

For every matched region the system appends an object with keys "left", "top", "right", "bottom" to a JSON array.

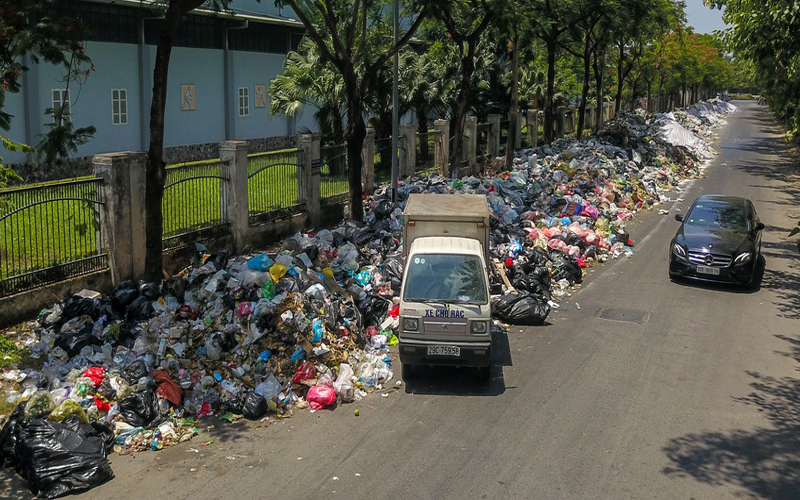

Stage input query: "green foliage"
[{"left": 0, "top": 336, "right": 20, "bottom": 368}]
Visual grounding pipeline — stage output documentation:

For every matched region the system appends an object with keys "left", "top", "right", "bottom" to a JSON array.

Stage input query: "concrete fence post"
[
  {"left": 219, "top": 141, "right": 249, "bottom": 254},
  {"left": 361, "top": 127, "right": 375, "bottom": 194},
  {"left": 567, "top": 106, "right": 577, "bottom": 134},
  {"left": 297, "top": 134, "right": 321, "bottom": 228},
  {"left": 434, "top": 119, "right": 450, "bottom": 176},
  {"left": 526, "top": 109, "right": 538, "bottom": 148},
  {"left": 487, "top": 114, "right": 501, "bottom": 159},
  {"left": 93, "top": 152, "right": 146, "bottom": 284},
  {"left": 514, "top": 113, "right": 522, "bottom": 149},
  {"left": 556, "top": 106, "right": 566, "bottom": 138},
  {"left": 586, "top": 105, "right": 595, "bottom": 132},
  {"left": 399, "top": 122, "right": 416, "bottom": 177},
  {"left": 464, "top": 115, "right": 478, "bottom": 174}
]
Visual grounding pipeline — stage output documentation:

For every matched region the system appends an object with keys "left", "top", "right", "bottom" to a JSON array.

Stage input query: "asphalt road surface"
[{"left": 3, "top": 100, "right": 798, "bottom": 500}]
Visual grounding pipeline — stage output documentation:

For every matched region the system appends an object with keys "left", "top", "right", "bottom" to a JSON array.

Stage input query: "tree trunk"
[
  {"left": 343, "top": 69, "right": 366, "bottom": 223},
  {"left": 657, "top": 73, "right": 663, "bottom": 112},
  {"left": 450, "top": 49, "right": 474, "bottom": 176},
  {"left": 504, "top": 33, "right": 519, "bottom": 169},
  {"left": 144, "top": 4, "right": 184, "bottom": 282},
  {"left": 577, "top": 34, "right": 591, "bottom": 140},
  {"left": 544, "top": 35, "right": 557, "bottom": 143},
  {"left": 593, "top": 49, "right": 605, "bottom": 132},
  {"left": 646, "top": 78, "right": 652, "bottom": 112},
  {"left": 615, "top": 40, "right": 624, "bottom": 115}
]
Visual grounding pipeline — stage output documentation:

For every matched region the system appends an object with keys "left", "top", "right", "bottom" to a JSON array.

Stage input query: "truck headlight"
[
  {"left": 733, "top": 252, "right": 752, "bottom": 265},
  {"left": 471, "top": 321, "right": 488, "bottom": 334},
  {"left": 403, "top": 318, "right": 419, "bottom": 331}
]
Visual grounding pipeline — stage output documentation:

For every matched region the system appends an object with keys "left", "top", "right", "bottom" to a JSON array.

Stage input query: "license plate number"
[
  {"left": 696, "top": 265, "right": 720, "bottom": 276},
  {"left": 427, "top": 346, "right": 461, "bottom": 357}
]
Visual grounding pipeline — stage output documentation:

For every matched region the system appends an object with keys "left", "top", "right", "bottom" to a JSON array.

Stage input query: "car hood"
[{"left": 675, "top": 224, "right": 752, "bottom": 254}]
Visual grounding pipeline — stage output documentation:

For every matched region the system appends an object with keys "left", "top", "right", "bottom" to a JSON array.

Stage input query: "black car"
[{"left": 669, "top": 194, "right": 764, "bottom": 286}]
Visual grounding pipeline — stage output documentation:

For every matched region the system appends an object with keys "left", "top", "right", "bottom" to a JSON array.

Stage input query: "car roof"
[{"left": 695, "top": 194, "right": 749, "bottom": 208}]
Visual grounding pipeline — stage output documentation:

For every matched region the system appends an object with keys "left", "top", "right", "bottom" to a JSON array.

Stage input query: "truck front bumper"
[{"left": 398, "top": 338, "right": 491, "bottom": 367}]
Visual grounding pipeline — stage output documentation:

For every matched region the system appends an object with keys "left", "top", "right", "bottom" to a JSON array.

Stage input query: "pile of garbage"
[{"left": 0, "top": 99, "right": 734, "bottom": 498}]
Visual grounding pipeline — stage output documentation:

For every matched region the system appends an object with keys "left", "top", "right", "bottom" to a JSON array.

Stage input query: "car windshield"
[
  {"left": 685, "top": 202, "right": 748, "bottom": 230},
  {"left": 403, "top": 254, "right": 488, "bottom": 304}
]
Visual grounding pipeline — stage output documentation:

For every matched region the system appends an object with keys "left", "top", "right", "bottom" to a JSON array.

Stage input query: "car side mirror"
[
  {"left": 674, "top": 214, "right": 684, "bottom": 222},
  {"left": 754, "top": 222, "right": 765, "bottom": 232}
]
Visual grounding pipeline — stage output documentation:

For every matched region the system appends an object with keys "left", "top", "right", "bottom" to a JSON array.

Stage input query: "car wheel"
[
  {"left": 401, "top": 363, "right": 414, "bottom": 380},
  {"left": 477, "top": 365, "right": 491, "bottom": 382}
]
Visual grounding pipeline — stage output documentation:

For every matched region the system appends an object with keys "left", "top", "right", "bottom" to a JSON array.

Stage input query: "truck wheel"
[
  {"left": 477, "top": 365, "right": 491, "bottom": 381},
  {"left": 402, "top": 363, "right": 414, "bottom": 380}
]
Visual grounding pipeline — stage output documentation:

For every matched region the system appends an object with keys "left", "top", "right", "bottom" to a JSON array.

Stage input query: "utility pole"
[{"left": 391, "top": 0, "right": 399, "bottom": 203}]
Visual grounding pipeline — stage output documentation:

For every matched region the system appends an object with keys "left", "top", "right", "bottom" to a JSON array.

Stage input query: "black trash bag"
[
  {"left": 565, "top": 232, "right": 587, "bottom": 250},
  {"left": 275, "top": 276, "right": 299, "bottom": 294},
  {"left": 382, "top": 256, "right": 404, "bottom": 294},
  {"left": 302, "top": 245, "right": 319, "bottom": 263},
  {"left": 210, "top": 249, "right": 230, "bottom": 271},
  {"left": 61, "top": 296, "right": 97, "bottom": 321},
  {"left": 220, "top": 397, "right": 244, "bottom": 415},
  {"left": 54, "top": 321, "right": 98, "bottom": 357},
  {"left": 552, "top": 259, "right": 583, "bottom": 285},
  {"left": 345, "top": 224, "right": 374, "bottom": 246},
  {"left": 118, "top": 390, "right": 160, "bottom": 428},
  {"left": 121, "top": 359, "right": 149, "bottom": 384},
  {"left": 492, "top": 293, "right": 551, "bottom": 326},
  {"left": 15, "top": 417, "right": 114, "bottom": 499},
  {"left": 95, "top": 379, "right": 117, "bottom": 402},
  {"left": 242, "top": 392, "right": 268, "bottom": 420},
  {"left": 126, "top": 296, "right": 154, "bottom": 322},
  {"left": 373, "top": 199, "right": 394, "bottom": 219},
  {"left": 139, "top": 282, "right": 160, "bottom": 300},
  {"left": 0, "top": 401, "right": 27, "bottom": 468},
  {"left": 357, "top": 294, "right": 391, "bottom": 330},
  {"left": 60, "top": 416, "right": 114, "bottom": 457},
  {"left": 511, "top": 273, "right": 549, "bottom": 299}
]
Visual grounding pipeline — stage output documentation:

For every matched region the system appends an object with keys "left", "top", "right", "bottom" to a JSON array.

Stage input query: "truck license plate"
[
  {"left": 427, "top": 346, "right": 461, "bottom": 357},
  {"left": 696, "top": 265, "right": 720, "bottom": 276}
]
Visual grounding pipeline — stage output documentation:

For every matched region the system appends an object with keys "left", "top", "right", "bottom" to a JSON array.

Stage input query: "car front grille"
[{"left": 688, "top": 251, "right": 732, "bottom": 267}]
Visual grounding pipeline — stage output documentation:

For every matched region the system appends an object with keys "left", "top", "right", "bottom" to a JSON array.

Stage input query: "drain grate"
[{"left": 595, "top": 307, "right": 650, "bottom": 324}]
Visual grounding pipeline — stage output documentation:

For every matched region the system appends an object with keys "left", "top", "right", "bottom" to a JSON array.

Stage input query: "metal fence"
[
  {"left": 162, "top": 159, "right": 229, "bottom": 249},
  {"left": 247, "top": 149, "right": 304, "bottom": 225},
  {"left": 0, "top": 178, "right": 107, "bottom": 297},
  {"left": 415, "top": 131, "right": 436, "bottom": 176},
  {"left": 319, "top": 144, "right": 349, "bottom": 206}
]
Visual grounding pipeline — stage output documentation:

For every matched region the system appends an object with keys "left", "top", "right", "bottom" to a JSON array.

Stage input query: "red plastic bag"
[
  {"left": 154, "top": 369, "right": 182, "bottom": 406},
  {"left": 306, "top": 385, "right": 336, "bottom": 410},
  {"left": 94, "top": 395, "right": 111, "bottom": 412},
  {"left": 83, "top": 367, "right": 105, "bottom": 386},
  {"left": 291, "top": 361, "right": 317, "bottom": 384}
]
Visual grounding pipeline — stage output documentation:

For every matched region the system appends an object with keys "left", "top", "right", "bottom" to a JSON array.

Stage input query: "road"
[{"left": 3, "top": 100, "right": 799, "bottom": 500}]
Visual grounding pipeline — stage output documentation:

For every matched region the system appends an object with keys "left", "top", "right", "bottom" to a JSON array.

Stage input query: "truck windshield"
[{"left": 403, "top": 254, "right": 488, "bottom": 304}]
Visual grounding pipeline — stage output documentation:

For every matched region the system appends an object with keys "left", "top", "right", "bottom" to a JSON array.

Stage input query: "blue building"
[{"left": 3, "top": 0, "right": 317, "bottom": 165}]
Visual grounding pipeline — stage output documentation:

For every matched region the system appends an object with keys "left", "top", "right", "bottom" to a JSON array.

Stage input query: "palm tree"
[
  {"left": 269, "top": 37, "right": 346, "bottom": 148},
  {"left": 399, "top": 48, "right": 450, "bottom": 163}
]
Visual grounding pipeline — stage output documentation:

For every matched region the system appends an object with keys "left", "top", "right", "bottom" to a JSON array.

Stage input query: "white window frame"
[
  {"left": 51, "top": 89, "right": 71, "bottom": 125},
  {"left": 238, "top": 87, "right": 249, "bottom": 117},
  {"left": 111, "top": 88, "right": 128, "bottom": 125}
]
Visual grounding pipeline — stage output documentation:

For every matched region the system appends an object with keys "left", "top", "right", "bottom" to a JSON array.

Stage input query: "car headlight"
[
  {"left": 471, "top": 321, "right": 488, "bottom": 334},
  {"left": 403, "top": 318, "right": 419, "bottom": 332},
  {"left": 672, "top": 244, "right": 687, "bottom": 257},
  {"left": 733, "top": 252, "right": 752, "bottom": 265}
]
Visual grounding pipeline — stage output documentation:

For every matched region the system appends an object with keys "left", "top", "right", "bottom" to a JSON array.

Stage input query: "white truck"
[{"left": 398, "top": 193, "right": 493, "bottom": 381}]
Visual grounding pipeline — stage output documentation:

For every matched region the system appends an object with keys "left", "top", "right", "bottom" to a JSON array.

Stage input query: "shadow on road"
[
  {"left": 402, "top": 325, "right": 511, "bottom": 397},
  {"left": 661, "top": 333, "right": 800, "bottom": 500}
]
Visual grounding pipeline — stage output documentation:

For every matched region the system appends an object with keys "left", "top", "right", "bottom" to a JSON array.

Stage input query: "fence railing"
[
  {"left": 319, "top": 144, "right": 349, "bottom": 206},
  {"left": 0, "top": 178, "right": 107, "bottom": 297},
  {"left": 162, "top": 159, "right": 229, "bottom": 249},
  {"left": 247, "top": 149, "right": 304, "bottom": 225}
]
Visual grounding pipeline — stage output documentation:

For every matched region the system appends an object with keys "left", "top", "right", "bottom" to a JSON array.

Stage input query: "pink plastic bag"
[{"left": 307, "top": 385, "right": 337, "bottom": 410}]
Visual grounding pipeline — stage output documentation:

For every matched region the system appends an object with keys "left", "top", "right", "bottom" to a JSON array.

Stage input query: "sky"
[{"left": 684, "top": 0, "right": 728, "bottom": 34}]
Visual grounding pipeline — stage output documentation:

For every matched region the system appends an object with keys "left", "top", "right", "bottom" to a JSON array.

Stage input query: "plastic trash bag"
[
  {"left": 24, "top": 391, "right": 56, "bottom": 420},
  {"left": 247, "top": 252, "right": 273, "bottom": 271},
  {"left": 111, "top": 280, "right": 139, "bottom": 313},
  {"left": 242, "top": 392, "right": 268, "bottom": 420},
  {"left": 492, "top": 293, "right": 551, "bottom": 326},
  {"left": 118, "top": 390, "right": 160, "bottom": 428},
  {"left": 333, "top": 364, "right": 355, "bottom": 403},
  {"left": 269, "top": 264, "right": 287, "bottom": 283},
  {"left": 0, "top": 401, "right": 27, "bottom": 467},
  {"left": 291, "top": 361, "right": 317, "bottom": 384},
  {"left": 255, "top": 375, "right": 281, "bottom": 402},
  {"left": 15, "top": 417, "right": 114, "bottom": 499},
  {"left": 48, "top": 400, "right": 89, "bottom": 423},
  {"left": 306, "top": 385, "right": 336, "bottom": 410}
]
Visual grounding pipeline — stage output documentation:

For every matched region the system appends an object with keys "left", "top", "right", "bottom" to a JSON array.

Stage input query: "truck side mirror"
[
  {"left": 753, "top": 222, "right": 765, "bottom": 232},
  {"left": 674, "top": 214, "right": 684, "bottom": 222}
]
